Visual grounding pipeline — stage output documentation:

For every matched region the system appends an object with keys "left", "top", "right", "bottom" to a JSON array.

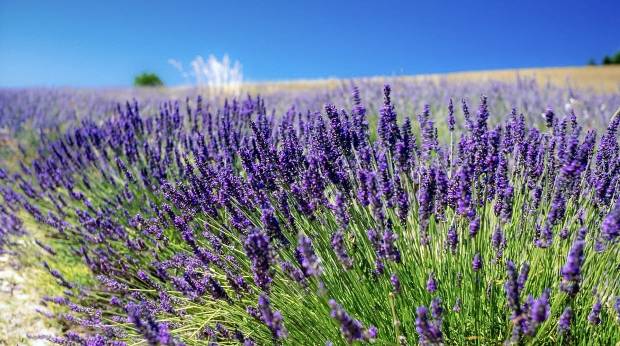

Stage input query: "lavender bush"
[{"left": 1, "top": 83, "right": 620, "bottom": 345}]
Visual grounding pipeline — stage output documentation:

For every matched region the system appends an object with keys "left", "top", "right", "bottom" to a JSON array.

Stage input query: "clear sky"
[{"left": 1, "top": 0, "right": 619, "bottom": 87}]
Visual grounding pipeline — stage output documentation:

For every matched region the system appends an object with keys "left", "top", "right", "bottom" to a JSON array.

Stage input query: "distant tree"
[
  {"left": 587, "top": 58, "right": 597, "bottom": 66},
  {"left": 134, "top": 72, "right": 164, "bottom": 87},
  {"left": 602, "top": 55, "right": 612, "bottom": 65},
  {"left": 612, "top": 51, "right": 620, "bottom": 64}
]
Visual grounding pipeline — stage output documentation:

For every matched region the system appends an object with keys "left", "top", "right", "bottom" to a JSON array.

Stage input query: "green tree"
[
  {"left": 611, "top": 51, "right": 620, "bottom": 64},
  {"left": 602, "top": 55, "right": 612, "bottom": 65},
  {"left": 587, "top": 58, "right": 597, "bottom": 66},
  {"left": 134, "top": 72, "right": 163, "bottom": 87}
]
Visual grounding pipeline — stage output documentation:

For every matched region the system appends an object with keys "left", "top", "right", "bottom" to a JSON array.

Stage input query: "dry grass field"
[
  {"left": 240, "top": 65, "right": 620, "bottom": 93},
  {"left": 427, "top": 65, "right": 620, "bottom": 92}
]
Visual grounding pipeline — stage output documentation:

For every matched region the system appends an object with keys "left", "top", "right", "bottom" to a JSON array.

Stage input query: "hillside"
[{"left": 244, "top": 65, "right": 620, "bottom": 93}]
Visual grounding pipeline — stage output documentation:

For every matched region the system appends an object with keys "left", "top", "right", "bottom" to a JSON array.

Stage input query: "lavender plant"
[{"left": 1, "top": 84, "right": 620, "bottom": 345}]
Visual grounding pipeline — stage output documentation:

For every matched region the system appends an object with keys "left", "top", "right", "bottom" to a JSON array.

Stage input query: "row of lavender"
[
  {"left": 2, "top": 77, "right": 619, "bottom": 132},
  {"left": 1, "top": 83, "right": 620, "bottom": 344}
]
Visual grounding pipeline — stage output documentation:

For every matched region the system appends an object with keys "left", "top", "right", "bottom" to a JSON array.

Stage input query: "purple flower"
[
  {"left": 588, "top": 297, "right": 602, "bottom": 325},
  {"left": 325, "top": 104, "right": 352, "bottom": 156},
  {"left": 491, "top": 227, "right": 505, "bottom": 261},
  {"left": 472, "top": 253, "right": 482, "bottom": 272},
  {"left": 526, "top": 289, "right": 550, "bottom": 335},
  {"left": 260, "top": 205, "right": 288, "bottom": 245},
  {"left": 243, "top": 228, "right": 274, "bottom": 292},
  {"left": 418, "top": 166, "right": 437, "bottom": 225},
  {"left": 373, "top": 258, "right": 385, "bottom": 276},
  {"left": 331, "top": 230, "right": 352, "bottom": 269},
  {"left": 381, "top": 230, "right": 401, "bottom": 263},
  {"left": 430, "top": 297, "right": 443, "bottom": 321},
  {"left": 447, "top": 99, "right": 456, "bottom": 132},
  {"left": 504, "top": 260, "right": 522, "bottom": 320},
  {"left": 560, "top": 240, "right": 585, "bottom": 297},
  {"left": 350, "top": 86, "right": 368, "bottom": 151},
  {"left": 517, "top": 263, "right": 530, "bottom": 292},
  {"left": 396, "top": 117, "right": 416, "bottom": 173},
  {"left": 378, "top": 84, "right": 401, "bottom": 151},
  {"left": 453, "top": 299, "right": 461, "bottom": 313},
  {"left": 258, "top": 294, "right": 288, "bottom": 339},
  {"left": 331, "top": 230, "right": 353, "bottom": 269},
  {"left": 115, "top": 157, "right": 135, "bottom": 183},
  {"left": 547, "top": 194, "right": 566, "bottom": 227},
  {"left": 333, "top": 192, "right": 350, "bottom": 230},
  {"left": 84, "top": 335, "right": 112, "bottom": 346},
  {"left": 125, "top": 303, "right": 182, "bottom": 346},
  {"left": 280, "top": 261, "right": 307, "bottom": 287},
  {"left": 426, "top": 272, "right": 437, "bottom": 293},
  {"left": 601, "top": 201, "right": 620, "bottom": 242},
  {"left": 367, "top": 228, "right": 401, "bottom": 264},
  {"left": 558, "top": 307, "right": 572, "bottom": 334},
  {"left": 96, "top": 274, "right": 127, "bottom": 292},
  {"left": 446, "top": 227, "right": 458, "bottom": 254},
  {"left": 395, "top": 176, "right": 410, "bottom": 224},
  {"left": 203, "top": 275, "right": 230, "bottom": 302},
  {"left": 469, "top": 217, "right": 480, "bottom": 238},
  {"left": 420, "top": 116, "right": 438, "bottom": 160},
  {"left": 391, "top": 274, "right": 401, "bottom": 293},
  {"left": 367, "top": 228, "right": 381, "bottom": 250},
  {"left": 415, "top": 306, "right": 443, "bottom": 344},
  {"left": 530, "top": 186, "right": 543, "bottom": 213},
  {"left": 377, "top": 149, "right": 394, "bottom": 207},
  {"left": 356, "top": 169, "right": 374, "bottom": 207},
  {"left": 174, "top": 216, "right": 195, "bottom": 247},
  {"left": 461, "top": 99, "right": 473, "bottom": 131},
  {"left": 296, "top": 234, "right": 322, "bottom": 277},
  {"left": 614, "top": 297, "right": 620, "bottom": 320},
  {"left": 543, "top": 107, "right": 555, "bottom": 128},
  {"left": 302, "top": 156, "right": 326, "bottom": 205},
  {"left": 328, "top": 299, "right": 376, "bottom": 343},
  {"left": 367, "top": 325, "right": 378, "bottom": 340}
]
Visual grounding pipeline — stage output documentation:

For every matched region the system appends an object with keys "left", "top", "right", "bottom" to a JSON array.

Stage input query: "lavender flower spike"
[
  {"left": 426, "top": 272, "right": 437, "bottom": 293},
  {"left": 527, "top": 289, "right": 550, "bottom": 335},
  {"left": 415, "top": 306, "right": 443, "bottom": 344},
  {"left": 588, "top": 297, "right": 602, "bottom": 325},
  {"left": 447, "top": 98, "right": 456, "bottom": 132},
  {"left": 558, "top": 307, "right": 572, "bottom": 334},
  {"left": 258, "top": 293, "right": 288, "bottom": 339},
  {"left": 601, "top": 201, "right": 620, "bottom": 242},
  {"left": 244, "top": 228, "right": 274, "bottom": 292},
  {"left": 390, "top": 274, "right": 401, "bottom": 294},
  {"left": 297, "top": 234, "right": 322, "bottom": 277},
  {"left": 472, "top": 253, "right": 482, "bottom": 272},
  {"left": 560, "top": 240, "right": 585, "bottom": 297},
  {"left": 331, "top": 230, "right": 352, "bottom": 269},
  {"left": 328, "top": 299, "right": 376, "bottom": 343}
]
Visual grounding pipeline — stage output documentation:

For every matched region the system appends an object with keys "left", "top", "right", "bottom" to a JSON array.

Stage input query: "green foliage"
[
  {"left": 601, "top": 51, "right": 620, "bottom": 65},
  {"left": 133, "top": 72, "right": 164, "bottom": 87},
  {"left": 613, "top": 51, "right": 620, "bottom": 64}
]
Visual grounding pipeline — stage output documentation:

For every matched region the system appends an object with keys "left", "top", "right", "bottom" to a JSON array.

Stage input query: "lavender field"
[{"left": 1, "top": 74, "right": 620, "bottom": 345}]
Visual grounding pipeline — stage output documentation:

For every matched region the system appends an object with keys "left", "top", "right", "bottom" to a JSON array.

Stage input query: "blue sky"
[{"left": 0, "top": 0, "right": 619, "bottom": 87}]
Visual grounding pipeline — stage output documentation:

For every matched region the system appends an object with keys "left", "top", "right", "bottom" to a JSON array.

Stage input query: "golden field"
[{"left": 241, "top": 65, "right": 620, "bottom": 93}]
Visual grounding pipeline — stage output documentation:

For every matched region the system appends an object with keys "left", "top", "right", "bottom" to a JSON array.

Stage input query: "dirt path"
[{"left": 0, "top": 245, "right": 55, "bottom": 345}]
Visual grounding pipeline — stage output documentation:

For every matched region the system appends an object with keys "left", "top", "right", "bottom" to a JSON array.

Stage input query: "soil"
[{"left": 0, "top": 246, "right": 55, "bottom": 345}]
